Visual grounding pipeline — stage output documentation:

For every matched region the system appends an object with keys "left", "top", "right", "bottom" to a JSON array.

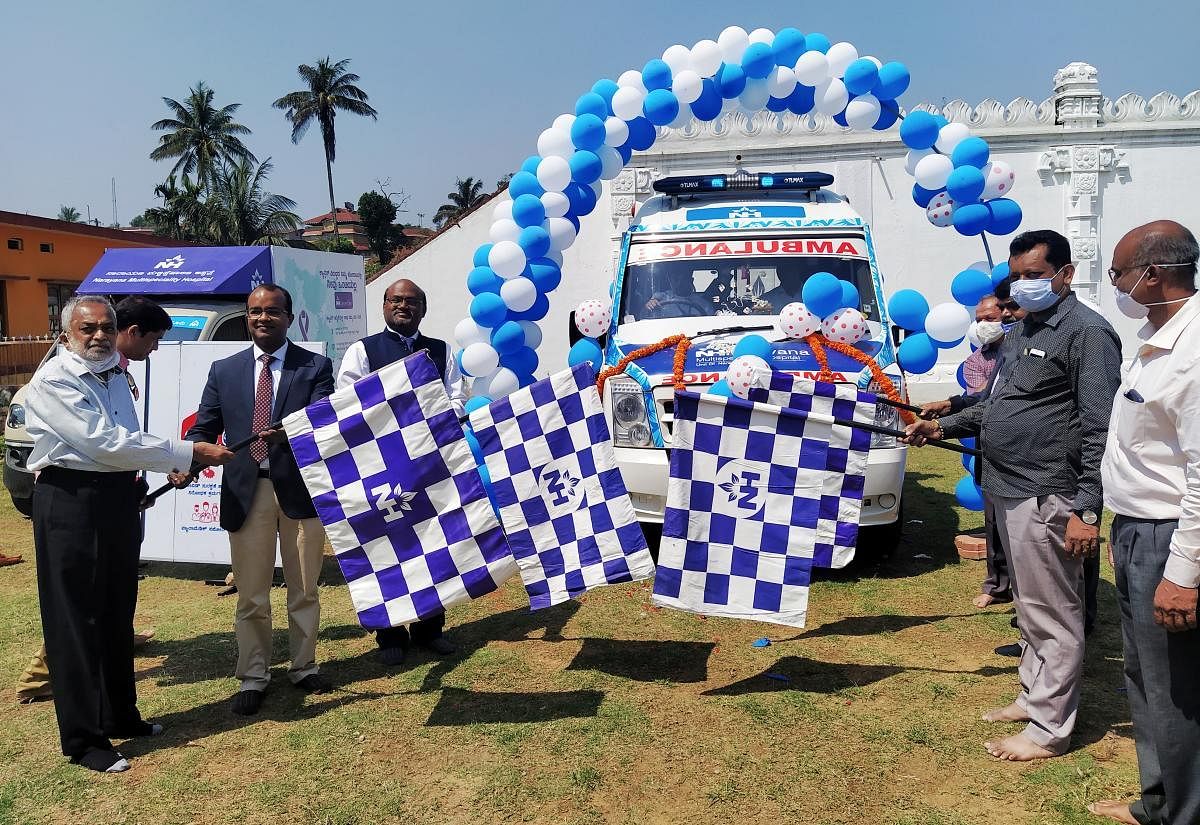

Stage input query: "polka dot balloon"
[
  {"left": 822, "top": 308, "right": 868, "bottom": 344},
  {"left": 926, "top": 191, "right": 956, "bottom": 228},
  {"left": 573, "top": 298, "right": 612, "bottom": 338},
  {"left": 726, "top": 354, "right": 772, "bottom": 399},
  {"left": 982, "top": 160, "right": 1017, "bottom": 200},
  {"left": 778, "top": 302, "right": 822, "bottom": 339}
]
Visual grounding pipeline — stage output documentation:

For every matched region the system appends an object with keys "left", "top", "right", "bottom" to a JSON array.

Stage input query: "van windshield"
[
  {"left": 619, "top": 236, "right": 880, "bottom": 324},
  {"left": 161, "top": 314, "right": 208, "bottom": 342}
]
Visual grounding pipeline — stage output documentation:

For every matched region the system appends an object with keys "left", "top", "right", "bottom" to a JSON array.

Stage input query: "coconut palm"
[
  {"left": 150, "top": 82, "right": 256, "bottom": 187},
  {"left": 56, "top": 206, "right": 82, "bottom": 223},
  {"left": 433, "top": 177, "right": 486, "bottom": 228},
  {"left": 273, "top": 57, "right": 377, "bottom": 237},
  {"left": 144, "top": 174, "right": 211, "bottom": 241},
  {"left": 208, "top": 158, "right": 301, "bottom": 246}
]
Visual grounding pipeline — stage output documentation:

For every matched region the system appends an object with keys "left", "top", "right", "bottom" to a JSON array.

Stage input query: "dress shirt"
[
  {"left": 337, "top": 328, "right": 466, "bottom": 416},
  {"left": 961, "top": 342, "right": 1000, "bottom": 395},
  {"left": 26, "top": 348, "right": 193, "bottom": 474},
  {"left": 1102, "top": 293, "right": 1200, "bottom": 587},
  {"left": 939, "top": 292, "right": 1122, "bottom": 513},
  {"left": 252, "top": 341, "right": 287, "bottom": 468}
]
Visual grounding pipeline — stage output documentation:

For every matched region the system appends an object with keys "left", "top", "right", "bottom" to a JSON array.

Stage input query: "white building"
[{"left": 372, "top": 63, "right": 1200, "bottom": 398}]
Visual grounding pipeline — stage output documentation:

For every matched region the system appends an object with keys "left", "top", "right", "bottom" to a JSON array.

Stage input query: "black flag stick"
[{"left": 145, "top": 419, "right": 283, "bottom": 503}]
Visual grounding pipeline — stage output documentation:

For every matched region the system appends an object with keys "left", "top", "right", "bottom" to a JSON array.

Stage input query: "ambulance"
[{"left": 601, "top": 170, "right": 907, "bottom": 554}]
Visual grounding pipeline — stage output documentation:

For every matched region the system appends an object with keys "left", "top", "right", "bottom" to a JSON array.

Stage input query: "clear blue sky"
[{"left": 2, "top": 0, "right": 1196, "bottom": 227}]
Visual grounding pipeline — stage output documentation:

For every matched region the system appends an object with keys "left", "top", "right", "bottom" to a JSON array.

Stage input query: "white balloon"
[
  {"left": 905, "top": 148, "right": 933, "bottom": 176},
  {"left": 603, "top": 116, "right": 629, "bottom": 147},
  {"left": 690, "top": 39, "right": 722, "bottom": 77},
  {"left": 661, "top": 44, "right": 692, "bottom": 75},
  {"left": 597, "top": 145, "right": 623, "bottom": 180},
  {"left": 574, "top": 299, "right": 612, "bottom": 338},
  {"left": 454, "top": 318, "right": 489, "bottom": 348},
  {"left": 500, "top": 276, "right": 537, "bottom": 312},
  {"left": 552, "top": 113, "right": 576, "bottom": 132},
  {"left": 935, "top": 122, "right": 970, "bottom": 155},
  {"left": 844, "top": 94, "right": 881, "bottom": 130},
  {"left": 926, "top": 192, "right": 957, "bottom": 227},
  {"left": 766, "top": 66, "right": 797, "bottom": 100},
  {"left": 982, "top": 160, "right": 1017, "bottom": 200},
  {"left": 865, "top": 55, "right": 883, "bottom": 70},
  {"left": 748, "top": 27, "right": 775, "bottom": 45},
  {"left": 518, "top": 320, "right": 543, "bottom": 349},
  {"left": 672, "top": 69, "right": 703, "bottom": 104},
  {"left": 793, "top": 50, "right": 829, "bottom": 86},
  {"left": 825, "top": 42, "right": 860, "bottom": 77},
  {"left": 491, "top": 199, "right": 513, "bottom": 223},
  {"left": 488, "top": 240, "right": 527, "bottom": 279},
  {"left": 536, "top": 127, "right": 573, "bottom": 159},
  {"left": 487, "top": 367, "right": 520, "bottom": 397},
  {"left": 546, "top": 248, "right": 563, "bottom": 267},
  {"left": 536, "top": 155, "right": 572, "bottom": 192},
  {"left": 667, "top": 105, "right": 693, "bottom": 129},
  {"left": 814, "top": 78, "right": 849, "bottom": 116},
  {"left": 968, "top": 260, "right": 991, "bottom": 273},
  {"left": 589, "top": 178, "right": 604, "bottom": 199},
  {"left": 914, "top": 153, "right": 954, "bottom": 191},
  {"left": 822, "top": 308, "right": 869, "bottom": 344},
  {"left": 540, "top": 190, "right": 570, "bottom": 219},
  {"left": 726, "top": 355, "right": 772, "bottom": 400},
  {"left": 925, "top": 301, "right": 972, "bottom": 344},
  {"left": 616, "top": 69, "right": 647, "bottom": 93},
  {"left": 461, "top": 342, "right": 500, "bottom": 377},
  {"left": 488, "top": 219, "right": 521, "bottom": 244},
  {"left": 545, "top": 217, "right": 577, "bottom": 251},
  {"left": 737, "top": 77, "right": 770, "bottom": 113},
  {"left": 717, "top": 26, "right": 750, "bottom": 65},
  {"left": 611, "top": 86, "right": 645, "bottom": 121},
  {"left": 778, "top": 302, "right": 821, "bottom": 339}
]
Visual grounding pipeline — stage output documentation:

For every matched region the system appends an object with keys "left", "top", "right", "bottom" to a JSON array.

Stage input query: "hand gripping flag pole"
[{"left": 143, "top": 423, "right": 284, "bottom": 503}]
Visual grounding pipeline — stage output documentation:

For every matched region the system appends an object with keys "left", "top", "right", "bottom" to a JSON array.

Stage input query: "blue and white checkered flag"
[
  {"left": 469, "top": 363, "right": 654, "bottom": 610},
  {"left": 652, "top": 387, "right": 873, "bottom": 628},
  {"left": 282, "top": 352, "right": 517, "bottom": 630}
]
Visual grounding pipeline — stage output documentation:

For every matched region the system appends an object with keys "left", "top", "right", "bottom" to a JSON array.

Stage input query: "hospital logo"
[
  {"left": 537, "top": 455, "right": 586, "bottom": 518},
  {"left": 371, "top": 482, "right": 417, "bottom": 523},
  {"left": 713, "top": 458, "right": 768, "bottom": 519},
  {"left": 153, "top": 254, "right": 186, "bottom": 270}
]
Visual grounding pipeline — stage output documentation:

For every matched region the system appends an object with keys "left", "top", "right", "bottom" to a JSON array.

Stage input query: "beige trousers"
[
  {"left": 229, "top": 478, "right": 326, "bottom": 691},
  {"left": 15, "top": 644, "right": 52, "bottom": 700}
]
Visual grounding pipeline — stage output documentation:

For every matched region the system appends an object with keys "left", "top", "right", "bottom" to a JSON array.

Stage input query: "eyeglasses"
[
  {"left": 385, "top": 296, "right": 422, "bottom": 307},
  {"left": 247, "top": 307, "right": 287, "bottom": 319},
  {"left": 1108, "top": 262, "right": 1196, "bottom": 284}
]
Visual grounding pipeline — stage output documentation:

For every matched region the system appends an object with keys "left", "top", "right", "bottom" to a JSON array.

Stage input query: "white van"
[{"left": 600, "top": 170, "right": 907, "bottom": 556}]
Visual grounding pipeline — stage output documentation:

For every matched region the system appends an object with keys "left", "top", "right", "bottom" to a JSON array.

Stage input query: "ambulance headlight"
[
  {"left": 614, "top": 392, "right": 645, "bottom": 425},
  {"left": 868, "top": 379, "right": 900, "bottom": 449},
  {"left": 610, "top": 380, "right": 653, "bottom": 447}
]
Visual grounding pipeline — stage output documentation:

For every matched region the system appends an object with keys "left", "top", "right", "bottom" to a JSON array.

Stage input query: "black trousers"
[
  {"left": 376, "top": 613, "right": 445, "bottom": 650},
  {"left": 33, "top": 467, "right": 143, "bottom": 758}
]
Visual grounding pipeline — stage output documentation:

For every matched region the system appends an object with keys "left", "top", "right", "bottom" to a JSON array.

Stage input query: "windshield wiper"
[{"left": 693, "top": 323, "right": 776, "bottom": 340}]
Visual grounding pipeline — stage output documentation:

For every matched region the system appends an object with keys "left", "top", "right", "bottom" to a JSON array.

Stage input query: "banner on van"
[{"left": 627, "top": 237, "right": 867, "bottom": 265}]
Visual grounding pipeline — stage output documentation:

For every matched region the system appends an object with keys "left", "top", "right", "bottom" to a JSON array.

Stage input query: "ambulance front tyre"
[
  {"left": 858, "top": 501, "right": 904, "bottom": 558},
  {"left": 640, "top": 521, "right": 662, "bottom": 564}
]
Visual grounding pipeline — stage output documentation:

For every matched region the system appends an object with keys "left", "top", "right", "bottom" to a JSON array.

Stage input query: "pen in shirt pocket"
[{"left": 1124, "top": 388, "right": 1145, "bottom": 403}]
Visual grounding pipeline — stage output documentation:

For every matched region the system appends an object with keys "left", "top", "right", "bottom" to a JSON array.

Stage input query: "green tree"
[
  {"left": 143, "top": 174, "right": 212, "bottom": 242},
  {"left": 273, "top": 57, "right": 377, "bottom": 239},
  {"left": 56, "top": 206, "right": 82, "bottom": 223},
  {"left": 128, "top": 213, "right": 149, "bottom": 228},
  {"left": 208, "top": 158, "right": 301, "bottom": 246},
  {"left": 433, "top": 177, "right": 486, "bottom": 228},
  {"left": 315, "top": 237, "right": 357, "bottom": 254},
  {"left": 150, "top": 82, "right": 256, "bottom": 188},
  {"left": 357, "top": 190, "right": 407, "bottom": 265}
]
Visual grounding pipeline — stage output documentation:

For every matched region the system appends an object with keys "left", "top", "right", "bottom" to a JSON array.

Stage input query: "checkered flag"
[
  {"left": 469, "top": 363, "right": 654, "bottom": 610},
  {"left": 282, "top": 352, "right": 516, "bottom": 630},
  {"left": 651, "top": 388, "right": 874, "bottom": 628}
]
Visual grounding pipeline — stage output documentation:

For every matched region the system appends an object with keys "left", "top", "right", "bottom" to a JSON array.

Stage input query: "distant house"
[{"left": 297, "top": 203, "right": 370, "bottom": 253}]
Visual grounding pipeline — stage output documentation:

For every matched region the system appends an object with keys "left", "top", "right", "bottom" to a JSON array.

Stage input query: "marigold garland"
[
  {"left": 804, "top": 334, "right": 915, "bottom": 425},
  {"left": 595, "top": 334, "right": 692, "bottom": 396}
]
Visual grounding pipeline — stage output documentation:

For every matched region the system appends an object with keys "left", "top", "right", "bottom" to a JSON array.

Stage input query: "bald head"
[
  {"left": 383, "top": 278, "right": 427, "bottom": 336},
  {"left": 1115, "top": 220, "right": 1198, "bottom": 288}
]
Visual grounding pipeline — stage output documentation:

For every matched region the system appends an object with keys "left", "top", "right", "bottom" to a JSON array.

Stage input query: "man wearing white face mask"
[
  {"left": 905, "top": 229, "right": 1123, "bottom": 762},
  {"left": 1089, "top": 221, "right": 1200, "bottom": 825}
]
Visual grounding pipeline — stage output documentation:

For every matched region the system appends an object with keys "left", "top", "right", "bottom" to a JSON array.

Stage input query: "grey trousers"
[
  {"left": 981, "top": 493, "right": 1011, "bottom": 598},
  {"left": 992, "top": 493, "right": 1085, "bottom": 753},
  {"left": 1112, "top": 516, "right": 1200, "bottom": 825}
]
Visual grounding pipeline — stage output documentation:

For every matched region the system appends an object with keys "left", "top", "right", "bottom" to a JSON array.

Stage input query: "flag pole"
[{"left": 144, "top": 419, "right": 284, "bottom": 503}]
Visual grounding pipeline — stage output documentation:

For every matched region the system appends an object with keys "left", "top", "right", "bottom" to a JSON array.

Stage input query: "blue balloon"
[
  {"left": 787, "top": 83, "right": 815, "bottom": 115},
  {"left": 933, "top": 114, "right": 949, "bottom": 129},
  {"left": 564, "top": 212, "right": 581, "bottom": 233},
  {"left": 946, "top": 166, "right": 986, "bottom": 203},
  {"left": 961, "top": 436, "right": 977, "bottom": 451},
  {"left": 568, "top": 337, "right": 603, "bottom": 370},
  {"left": 490, "top": 320, "right": 525, "bottom": 355},
  {"left": 513, "top": 292, "right": 550, "bottom": 321},
  {"left": 569, "top": 149, "right": 603, "bottom": 184},
  {"left": 511, "top": 193, "right": 546, "bottom": 228},
  {"left": 708, "top": 378, "right": 734, "bottom": 397},
  {"left": 574, "top": 92, "right": 608, "bottom": 120},
  {"left": 955, "top": 475, "right": 985, "bottom": 511},
  {"left": 472, "top": 243, "right": 493, "bottom": 268},
  {"left": 951, "top": 268, "right": 995, "bottom": 307},
  {"left": 961, "top": 449, "right": 974, "bottom": 471},
  {"left": 565, "top": 182, "right": 598, "bottom": 217},
  {"left": 840, "top": 280, "right": 860, "bottom": 310},
  {"left": 625, "top": 116, "right": 656, "bottom": 151},
  {"left": 464, "top": 395, "right": 491, "bottom": 414},
  {"left": 518, "top": 373, "right": 537, "bottom": 389},
  {"left": 470, "top": 293, "right": 507, "bottom": 328},
  {"left": 888, "top": 289, "right": 930, "bottom": 331},
  {"left": 527, "top": 258, "right": 562, "bottom": 293},
  {"left": 464, "top": 428, "right": 483, "bottom": 462},
  {"left": 899, "top": 110, "right": 940, "bottom": 150},
  {"left": 691, "top": 78, "right": 723, "bottom": 120},
  {"left": 570, "top": 113, "right": 606, "bottom": 151},
  {"left": 716, "top": 63, "right": 747, "bottom": 99},
  {"left": 520, "top": 155, "right": 541, "bottom": 175},
  {"left": 986, "top": 199, "right": 1023, "bottom": 236},
  {"left": 642, "top": 58, "right": 673, "bottom": 91},
  {"left": 952, "top": 136, "right": 990, "bottom": 169},
  {"left": 802, "top": 272, "right": 843, "bottom": 319},
  {"left": 990, "top": 261, "right": 1011, "bottom": 287},
  {"left": 772, "top": 28, "right": 807, "bottom": 66},
  {"left": 643, "top": 89, "right": 680, "bottom": 126},
  {"left": 956, "top": 361, "right": 968, "bottom": 391},
  {"left": 616, "top": 142, "right": 633, "bottom": 164},
  {"left": 732, "top": 334, "right": 772, "bottom": 361},
  {"left": 591, "top": 78, "right": 619, "bottom": 106},
  {"left": 805, "top": 33, "right": 831, "bottom": 53},
  {"left": 912, "top": 183, "right": 940, "bottom": 208},
  {"left": 873, "top": 100, "right": 900, "bottom": 130},
  {"left": 517, "top": 225, "right": 551, "bottom": 259},
  {"left": 897, "top": 333, "right": 938, "bottom": 373},
  {"left": 873, "top": 62, "right": 911, "bottom": 100},
  {"left": 766, "top": 95, "right": 790, "bottom": 113},
  {"left": 508, "top": 171, "right": 543, "bottom": 199},
  {"left": 953, "top": 202, "right": 991, "bottom": 236},
  {"left": 502, "top": 345, "right": 538, "bottom": 376},
  {"left": 843, "top": 58, "right": 880, "bottom": 96},
  {"left": 740, "top": 42, "right": 775, "bottom": 79},
  {"left": 467, "top": 265, "right": 502, "bottom": 296},
  {"left": 832, "top": 110, "right": 848, "bottom": 128}
]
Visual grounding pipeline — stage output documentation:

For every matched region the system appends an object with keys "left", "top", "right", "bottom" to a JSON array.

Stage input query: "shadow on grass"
[
  {"left": 566, "top": 638, "right": 715, "bottom": 683},
  {"left": 787, "top": 612, "right": 977, "bottom": 639},
  {"left": 1074, "top": 575, "right": 1130, "bottom": 751},
  {"left": 703, "top": 656, "right": 1017, "bottom": 696},
  {"left": 426, "top": 687, "right": 604, "bottom": 725}
]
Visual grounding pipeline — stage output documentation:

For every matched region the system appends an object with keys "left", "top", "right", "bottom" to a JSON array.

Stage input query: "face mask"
[
  {"left": 1114, "top": 264, "right": 1196, "bottom": 319},
  {"left": 971, "top": 320, "right": 1005, "bottom": 345},
  {"left": 65, "top": 346, "right": 121, "bottom": 374},
  {"left": 1010, "top": 266, "right": 1069, "bottom": 312}
]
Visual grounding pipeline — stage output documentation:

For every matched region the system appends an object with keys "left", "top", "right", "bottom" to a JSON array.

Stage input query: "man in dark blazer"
[{"left": 173, "top": 284, "right": 335, "bottom": 716}]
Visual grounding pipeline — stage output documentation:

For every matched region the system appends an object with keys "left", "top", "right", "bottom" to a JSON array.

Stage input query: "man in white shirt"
[
  {"left": 25, "top": 296, "right": 232, "bottom": 773},
  {"left": 337, "top": 278, "right": 462, "bottom": 665},
  {"left": 1090, "top": 220, "right": 1200, "bottom": 825}
]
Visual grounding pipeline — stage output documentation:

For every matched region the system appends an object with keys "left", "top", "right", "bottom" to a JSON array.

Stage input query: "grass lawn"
[{"left": 0, "top": 447, "right": 1139, "bottom": 825}]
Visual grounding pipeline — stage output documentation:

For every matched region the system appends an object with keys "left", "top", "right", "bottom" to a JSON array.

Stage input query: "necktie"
[
  {"left": 398, "top": 336, "right": 413, "bottom": 357},
  {"left": 250, "top": 354, "right": 274, "bottom": 464}
]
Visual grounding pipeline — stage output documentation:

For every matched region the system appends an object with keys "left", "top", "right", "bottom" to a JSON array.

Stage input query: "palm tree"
[
  {"left": 273, "top": 57, "right": 377, "bottom": 238},
  {"left": 433, "top": 177, "right": 486, "bottom": 228},
  {"left": 56, "top": 206, "right": 81, "bottom": 222},
  {"left": 150, "top": 82, "right": 256, "bottom": 188},
  {"left": 144, "top": 174, "right": 211, "bottom": 241},
  {"left": 208, "top": 158, "right": 301, "bottom": 246}
]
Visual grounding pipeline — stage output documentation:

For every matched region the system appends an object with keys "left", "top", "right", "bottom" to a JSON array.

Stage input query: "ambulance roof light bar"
[{"left": 652, "top": 171, "right": 835, "bottom": 195}]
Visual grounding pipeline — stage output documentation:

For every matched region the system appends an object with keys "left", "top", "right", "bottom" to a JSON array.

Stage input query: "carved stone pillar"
[
  {"left": 1054, "top": 62, "right": 1102, "bottom": 129},
  {"left": 610, "top": 167, "right": 657, "bottom": 233}
]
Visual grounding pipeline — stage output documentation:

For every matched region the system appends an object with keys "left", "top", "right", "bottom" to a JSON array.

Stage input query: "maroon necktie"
[{"left": 250, "top": 354, "right": 274, "bottom": 464}]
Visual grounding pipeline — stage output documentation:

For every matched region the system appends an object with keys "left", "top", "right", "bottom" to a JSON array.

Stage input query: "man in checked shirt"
[{"left": 906, "top": 229, "right": 1122, "bottom": 761}]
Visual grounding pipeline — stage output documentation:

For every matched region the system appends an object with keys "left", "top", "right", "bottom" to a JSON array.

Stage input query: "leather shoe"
[
  {"left": 294, "top": 673, "right": 332, "bottom": 694},
  {"left": 231, "top": 689, "right": 265, "bottom": 716},
  {"left": 994, "top": 642, "right": 1021, "bottom": 657},
  {"left": 378, "top": 646, "right": 407, "bottom": 667},
  {"left": 417, "top": 637, "right": 456, "bottom": 656}
]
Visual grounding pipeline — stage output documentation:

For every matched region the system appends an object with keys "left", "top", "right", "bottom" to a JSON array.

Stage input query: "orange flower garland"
[
  {"left": 804, "top": 333, "right": 915, "bottom": 425},
  {"left": 596, "top": 334, "right": 692, "bottom": 396}
]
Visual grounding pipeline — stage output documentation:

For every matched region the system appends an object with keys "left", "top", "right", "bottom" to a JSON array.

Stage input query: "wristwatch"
[{"left": 1075, "top": 509, "right": 1099, "bottom": 526}]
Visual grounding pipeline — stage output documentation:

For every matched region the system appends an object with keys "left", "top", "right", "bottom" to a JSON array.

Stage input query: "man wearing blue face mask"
[{"left": 905, "top": 229, "right": 1123, "bottom": 762}]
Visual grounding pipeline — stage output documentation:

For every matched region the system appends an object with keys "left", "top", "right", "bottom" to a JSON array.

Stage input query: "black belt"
[
  {"left": 257, "top": 468, "right": 271, "bottom": 479},
  {"left": 38, "top": 466, "right": 137, "bottom": 484}
]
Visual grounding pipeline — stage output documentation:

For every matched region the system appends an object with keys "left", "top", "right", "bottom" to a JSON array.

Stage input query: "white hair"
[{"left": 61, "top": 295, "right": 115, "bottom": 332}]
